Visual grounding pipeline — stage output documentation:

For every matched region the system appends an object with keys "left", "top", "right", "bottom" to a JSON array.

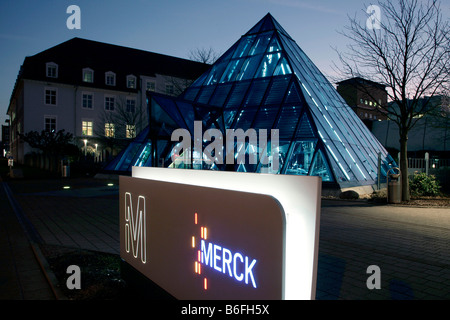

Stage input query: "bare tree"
[
  {"left": 95, "top": 96, "right": 145, "bottom": 156},
  {"left": 162, "top": 75, "right": 196, "bottom": 97},
  {"left": 189, "top": 47, "right": 220, "bottom": 64},
  {"left": 335, "top": 0, "right": 449, "bottom": 201}
]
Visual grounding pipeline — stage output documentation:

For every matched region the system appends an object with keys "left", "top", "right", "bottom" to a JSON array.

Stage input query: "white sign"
[{"left": 120, "top": 167, "right": 321, "bottom": 300}]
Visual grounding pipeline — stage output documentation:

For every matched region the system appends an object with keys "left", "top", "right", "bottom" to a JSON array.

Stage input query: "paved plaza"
[{"left": 1, "top": 176, "right": 449, "bottom": 300}]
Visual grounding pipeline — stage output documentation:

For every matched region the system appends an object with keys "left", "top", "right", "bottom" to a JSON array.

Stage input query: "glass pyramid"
[{"left": 104, "top": 13, "right": 395, "bottom": 189}]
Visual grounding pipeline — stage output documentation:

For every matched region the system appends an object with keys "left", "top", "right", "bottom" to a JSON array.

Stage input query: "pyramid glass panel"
[
  {"left": 220, "top": 59, "right": 245, "bottom": 83},
  {"left": 233, "top": 35, "right": 257, "bottom": 58},
  {"left": 255, "top": 53, "right": 282, "bottom": 78},
  {"left": 275, "top": 105, "right": 302, "bottom": 139},
  {"left": 244, "top": 78, "right": 270, "bottom": 106},
  {"left": 105, "top": 13, "right": 396, "bottom": 192},
  {"left": 310, "top": 148, "right": 333, "bottom": 182},
  {"left": 285, "top": 140, "right": 317, "bottom": 176},
  {"left": 249, "top": 32, "right": 273, "bottom": 56},
  {"left": 225, "top": 82, "right": 251, "bottom": 108},
  {"left": 268, "top": 36, "right": 282, "bottom": 53},
  {"left": 264, "top": 76, "right": 291, "bottom": 105},
  {"left": 237, "top": 55, "right": 263, "bottom": 80}
]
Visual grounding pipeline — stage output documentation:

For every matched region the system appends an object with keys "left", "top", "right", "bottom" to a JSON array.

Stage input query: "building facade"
[
  {"left": 336, "top": 77, "right": 388, "bottom": 130},
  {"left": 372, "top": 95, "right": 450, "bottom": 156},
  {"left": 7, "top": 37, "right": 209, "bottom": 164},
  {"left": 1, "top": 124, "right": 9, "bottom": 157}
]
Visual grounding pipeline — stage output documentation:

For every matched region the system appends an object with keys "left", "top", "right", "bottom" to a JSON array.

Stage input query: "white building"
[{"left": 7, "top": 37, "right": 209, "bottom": 164}]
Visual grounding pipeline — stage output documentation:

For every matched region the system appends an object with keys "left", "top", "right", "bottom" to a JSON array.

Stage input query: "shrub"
[{"left": 409, "top": 173, "right": 441, "bottom": 197}]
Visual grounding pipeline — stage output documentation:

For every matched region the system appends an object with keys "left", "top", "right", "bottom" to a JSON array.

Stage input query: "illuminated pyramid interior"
[{"left": 104, "top": 13, "right": 395, "bottom": 190}]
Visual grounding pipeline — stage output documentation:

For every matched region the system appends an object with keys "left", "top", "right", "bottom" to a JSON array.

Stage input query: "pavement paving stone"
[
  {"left": 0, "top": 182, "right": 55, "bottom": 300},
  {"left": 2, "top": 176, "right": 449, "bottom": 300}
]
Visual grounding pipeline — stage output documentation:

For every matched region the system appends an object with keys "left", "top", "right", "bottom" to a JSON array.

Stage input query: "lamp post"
[{"left": 83, "top": 139, "right": 87, "bottom": 157}]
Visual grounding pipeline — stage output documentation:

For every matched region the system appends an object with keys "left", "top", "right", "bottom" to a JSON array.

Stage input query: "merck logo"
[
  {"left": 124, "top": 192, "right": 147, "bottom": 264},
  {"left": 191, "top": 212, "right": 258, "bottom": 290}
]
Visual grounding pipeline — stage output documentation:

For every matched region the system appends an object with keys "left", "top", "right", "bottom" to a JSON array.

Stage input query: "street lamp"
[{"left": 83, "top": 139, "right": 87, "bottom": 157}]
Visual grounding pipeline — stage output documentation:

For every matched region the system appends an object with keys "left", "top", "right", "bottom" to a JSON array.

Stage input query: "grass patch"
[{"left": 40, "top": 245, "right": 126, "bottom": 300}]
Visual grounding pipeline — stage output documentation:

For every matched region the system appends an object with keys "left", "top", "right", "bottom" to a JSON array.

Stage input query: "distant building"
[
  {"left": 7, "top": 37, "right": 209, "bottom": 164},
  {"left": 372, "top": 95, "right": 450, "bottom": 157},
  {"left": 336, "top": 77, "right": 388, "bottom": 129},
  {"left": 336, "top": 77, "right": 449, "bottom": 160}
]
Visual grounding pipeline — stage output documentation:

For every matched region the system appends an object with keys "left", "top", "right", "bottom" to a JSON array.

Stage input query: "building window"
[
  {"left": 166, "top": 84, "right": 174, "bottom": 95},
  {"left": 82, "top": 93, "right": 93, "bottom": 109},
  {"left": 127, "top": 75, "right": 136, "bottom": 89},
  {"left": 105, "top": 72, "right": 116, "bottom": 86},
  {"left": 45, "top": 88, "right": 57, "bottom": 105},
  {"left": 105, "top": 123, "right": 115, "bottom": 137},
  {"left": 82, "top": 68, "right": 94, "bottom": 83},
  {"left": 104, "top": 96, "right": 115, "bottom": 111},
  {"left": 147, "top": 81, "right": 156, "bottom": 92},
  {"left": 126, "top": 98, "right": 136, "bottom": 113},
  {"left": 44, "top": 116, "right": 57, "bottom": 133},
  {"left": 46, "top": 62, "right": 58, "bottom": 78},
  {"left": 82, "top": 120, "right": 93, "bottom": 136},
  {"left": 126, "top": 124, "right": 136, "bottom": 139}
]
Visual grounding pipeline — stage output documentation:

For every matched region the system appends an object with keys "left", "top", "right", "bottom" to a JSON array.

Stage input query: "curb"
[
  {"left": 30, "top": 241, "right": 69, "bottom": 300},
  {"left": 2, "top": 180, "right": 68, "bottom": 300}
]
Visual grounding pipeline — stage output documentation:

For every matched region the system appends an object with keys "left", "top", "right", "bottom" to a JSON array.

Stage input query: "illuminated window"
[
  {"left": 127, "top": 75, "right": 136, "bottom": 89},
  {"left": 82, "top": 68, "right": 94, "bottom": 83},
  {"left": 126, "top": 124, "right": 136, "bottom": 139},
  {"left": 105, "top": 123, "right": 115, "bottom": 138},
  {"left": 82, "top": 120, "right": 93, "bottom": 136}
]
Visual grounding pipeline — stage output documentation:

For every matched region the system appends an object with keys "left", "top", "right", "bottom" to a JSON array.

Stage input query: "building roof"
[
  {"left": 8, "top": 37, "right": 210, "bottom": 110},
  {"left": 337, "top": 77, "right": 387, "bottom": 90}
]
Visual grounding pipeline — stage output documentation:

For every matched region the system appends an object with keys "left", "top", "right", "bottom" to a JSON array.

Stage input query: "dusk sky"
[{"left": 1, "top": 0, "right": 449, "bottom": 132}]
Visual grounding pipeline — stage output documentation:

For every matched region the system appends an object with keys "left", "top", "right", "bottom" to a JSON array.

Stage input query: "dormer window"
[
  {"left": 82, "top": 68, "right": 94, "bottom": 83},
  {"left": 46, "top": 62, "right": 58, "bottom": 78},
  {"left": 105, "top": 71, "right": 116, "bottom": 86},
  {"left": 127, "top": 75, "right": 136, "bottom": 89}
]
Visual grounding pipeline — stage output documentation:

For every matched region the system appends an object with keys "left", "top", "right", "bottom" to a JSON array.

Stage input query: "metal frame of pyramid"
[{"left": 104, "top": 13, "right": 396, "bottom": 191}]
